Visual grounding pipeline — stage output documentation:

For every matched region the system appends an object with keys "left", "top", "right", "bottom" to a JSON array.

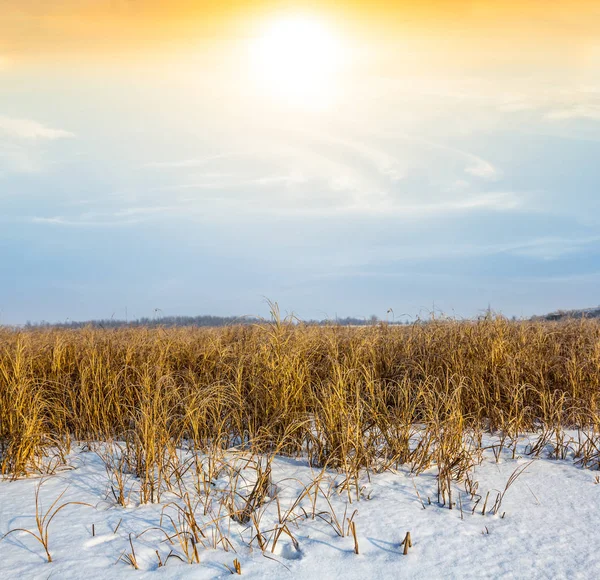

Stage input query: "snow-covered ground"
[{"left": 1, "top": 435, "right": 599, "bottom": 579}]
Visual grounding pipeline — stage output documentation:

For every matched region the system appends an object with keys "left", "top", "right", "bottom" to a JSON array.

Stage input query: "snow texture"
[{"left": 1, "top": 434, "right": 599, "bottom": 579}]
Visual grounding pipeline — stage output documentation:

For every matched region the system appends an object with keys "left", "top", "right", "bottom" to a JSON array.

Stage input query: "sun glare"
[{"left": 250, "top": 15, "right": 343, "bottom": 109}]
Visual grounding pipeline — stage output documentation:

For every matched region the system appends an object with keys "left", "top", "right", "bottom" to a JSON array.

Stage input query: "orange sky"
[{"left": 1, "top": 1, "right": 599, "bottom": 60}]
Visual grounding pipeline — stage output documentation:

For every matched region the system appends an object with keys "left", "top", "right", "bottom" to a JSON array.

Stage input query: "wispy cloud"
[
  {"left": 507, "top": 235, "right": 600, "bottom": 260},
  {"left": 21, "top": 189, "right": 524, "bottom": 229},
  {"left": 546, "top": 105, "right": 600, "bottom": 121},
  {"left": 142, "top": 129, "right": 505, "bottom": 221},
  {"left": 465, "top": 157, "right": 498, "bottom": 179},
  {"left": 498, "top": 87, "right": 600, "bottom": 122},
  {"left": 144, "top": 153, "right": 241, "bottom": 169},
  {"left": 417, "top": 140, "right": 499, "bottom": 181},
  {"left": 345, "top": 191, "right": 522, "bottom": 216},
  {"left": 448, "top": 192, "right": 520, "bottom": 211},
  {"left": 113, "top": 206, "right": 177, "bottom": 218},
  {"left": 28, "top": 215, "right": 140, "bottom": 227},
  {"left": 152, "top": 172, "right": 306, "bottom": 192},
  {"left": 0, "top": 116, "right": 74, "bottom": 140}
]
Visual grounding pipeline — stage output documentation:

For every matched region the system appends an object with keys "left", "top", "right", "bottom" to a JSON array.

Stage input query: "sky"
[{"left": 1, "top": 1, "right": 600, "bottom": 324}]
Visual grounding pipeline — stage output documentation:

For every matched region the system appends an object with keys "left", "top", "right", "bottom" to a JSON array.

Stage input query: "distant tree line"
[
  {"left": 18, "top": 314, "right": 399, "bottom": 330},
  {"left": 531, "top": 306, "right": 600, "bottom": 321},
  {"left": 14, "top": 305, "right": 599, "bottom": 330},
  {"left": 23, "top": 315, "right": 261, "bottom": 330}
]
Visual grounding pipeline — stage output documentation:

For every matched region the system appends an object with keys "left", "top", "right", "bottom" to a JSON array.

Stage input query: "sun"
[{"left": 250, "top": 14, "right": 344, "bottom": 109}]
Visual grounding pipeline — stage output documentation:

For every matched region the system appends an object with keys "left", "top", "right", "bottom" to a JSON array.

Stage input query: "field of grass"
[{"left": 1, "top": 313, "right": 600, "bottom": 576}]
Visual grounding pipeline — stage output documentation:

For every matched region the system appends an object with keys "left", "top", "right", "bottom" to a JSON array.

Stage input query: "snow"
[{"left": 1, "top": 434, "right": 600, "bottom": 579}]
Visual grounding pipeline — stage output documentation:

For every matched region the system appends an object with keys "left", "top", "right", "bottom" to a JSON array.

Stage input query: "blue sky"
[{"left": 1, "top": 11, "right": 600, "bottom": 324}]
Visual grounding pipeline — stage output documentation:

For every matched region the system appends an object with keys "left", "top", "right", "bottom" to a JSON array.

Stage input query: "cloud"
[
  {"left": 498, "top": 87, "right": 600, "bottom": 122},
  {"left": 465, "top": 157, "right": 498, "bottom": 179},
  {"left": 346, "top": 191, "right": 523, "bottom": 216},
  {"left": 361, "top": 129, "right": 501, "bottom": 182},
  {"left": 546, "top": 105, "right": 600, "bottom": 121},
  {"left": 507, "top": 235, "right": 600, "bottom": 260},
  {"left": 0, "top": 116, "right": 74, "bottom": 140},
  {"left": 250, "top": 173, "right": 306, "bottom": 186},
  {"left": 28, "top": 215, "right": 139, "bottom": 227},
  {"left": 144, "top": 129, "right": 506, "bottom": 221},
  {"left": 144, "top": 153, "right": 241, "bottom": 168},
  {"left": 546, "top": 89, "right": 600, "bottom": 121},
  {"left": 448, "top": 192, "right": 520, "bottom": 211},
  {"left": 29, "top": 217, "right": 70, "bottom": 225},
  {"left": 135, "top": 130, "right": 516, "bottom": 220},
  {"left": 21, "top": 189, "right": 524, "bottom": 230},
  {"left": 113, "top": 206, "right": 177, "bottom": 218}
]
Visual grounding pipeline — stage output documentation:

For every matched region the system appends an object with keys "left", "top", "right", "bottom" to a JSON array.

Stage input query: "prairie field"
[{"left": 1, "top": 316, "right": 600, "bottom": 578}]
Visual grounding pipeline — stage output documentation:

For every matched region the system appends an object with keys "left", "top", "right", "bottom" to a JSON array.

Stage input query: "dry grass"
[
  {"left": 1, "top": 312, "right": 600, "bottom": 487},
  {"left": 0, "top": 479, "right": 91, "bottom": 562}
]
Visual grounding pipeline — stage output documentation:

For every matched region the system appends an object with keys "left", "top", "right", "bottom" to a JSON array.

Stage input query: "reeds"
[
  {"left": 1, "top": 314, "right": 600, "bottom": 486},
  {"left": 0, "top": 480, "right": 91, "bottom": 562}
]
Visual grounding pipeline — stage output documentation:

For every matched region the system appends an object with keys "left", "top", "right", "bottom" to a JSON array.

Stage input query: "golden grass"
[{"left": 1, "top": 313, "right": 600, "bottom": 491}]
